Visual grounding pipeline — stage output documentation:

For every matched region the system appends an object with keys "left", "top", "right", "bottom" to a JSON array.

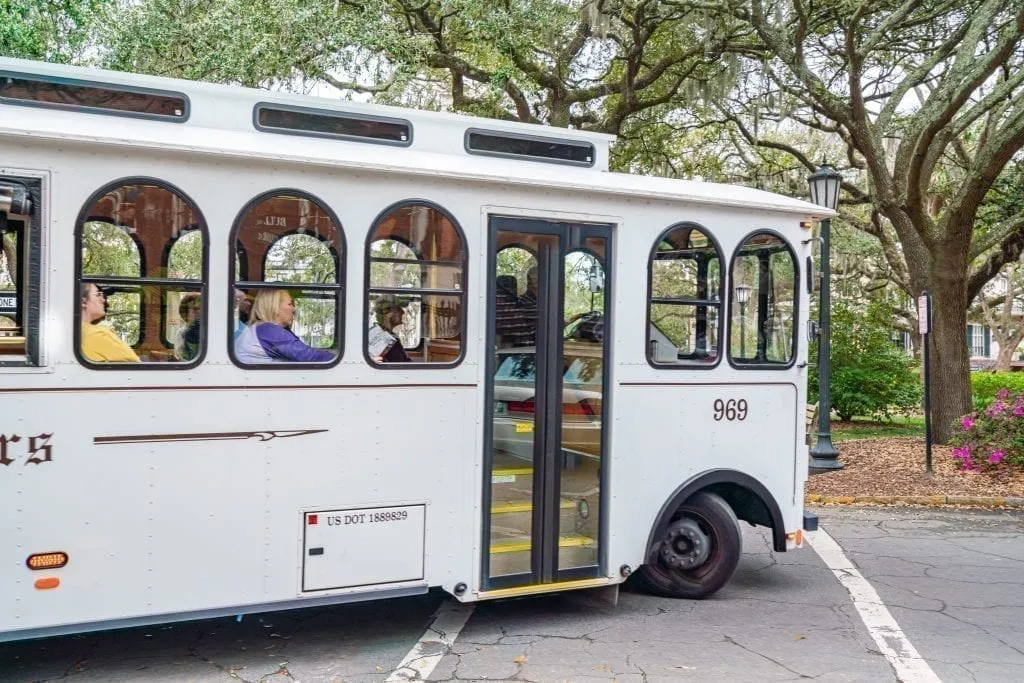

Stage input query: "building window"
[
  {"left": 0, "top": 178, "right": 40, "bottom": 366},
  {"left": 76, "top": 180, "right": 207, "bottom": 367},
  {"left": 968, "top": 324, "right": 989, "bottom": 358},
  {"left": 647, "top": 223, "right": 722, "bottom": 367},
  {"left": 729, "top": 232, "right": 797, "bottom": 367},
  {"left": 230, "top": 190, "right": 343, "bottom": 367},
  {"left": 366, "top": 201, "right": 466, "bottom": 366}
]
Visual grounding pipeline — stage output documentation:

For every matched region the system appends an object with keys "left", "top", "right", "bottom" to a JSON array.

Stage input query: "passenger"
[
  {"left": 234, "top": 289, "right": 334, "bottom": 363},
  {"left": 173, "top": 293, "right": 201, "bottom": 361},
  {"left": 369, "top": 296, "right": 411, "bottom": 362},
  {"left": 80, "top": 283, "right": 139, "bottom": 362},
  {"left": 233, "top": 288, "right": 252, "bottom": 340}
]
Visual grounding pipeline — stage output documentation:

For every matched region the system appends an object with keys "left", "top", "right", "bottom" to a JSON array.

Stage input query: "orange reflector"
[
  {"left": 34, "top": 577, "right": 60, "bottom": 590},
  {"left": 786, "top": 529, "right": 804, "bottom": 545},
  {"left": 26, "top": 552, "right": 68, "bottom": 570}
]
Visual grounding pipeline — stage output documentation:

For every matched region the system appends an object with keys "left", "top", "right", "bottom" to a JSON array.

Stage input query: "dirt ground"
[{"left": 805, "top": 437, "right": 1024, "bottom": 498}]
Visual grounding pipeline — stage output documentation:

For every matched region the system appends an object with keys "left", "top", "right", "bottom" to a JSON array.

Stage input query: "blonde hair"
[{"left": 249, "top": 289, "right": 291, "bottom": 326}]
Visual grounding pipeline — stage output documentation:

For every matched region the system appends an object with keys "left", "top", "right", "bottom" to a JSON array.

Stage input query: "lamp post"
[
  {"left": 735, "top": 284, "right": 751, "bottom": 358},
  {"left": 808, "top": 163, "right": 843, "bottom": 471}
]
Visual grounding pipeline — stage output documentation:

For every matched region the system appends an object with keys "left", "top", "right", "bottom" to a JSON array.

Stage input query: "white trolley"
[{"left": 0, "top": 57, "right": 829, "bottom": 642}]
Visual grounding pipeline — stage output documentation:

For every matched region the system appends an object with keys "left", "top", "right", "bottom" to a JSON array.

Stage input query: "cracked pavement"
[{"left": 3, "top": 507, "right": 1024, "bottom": 681}]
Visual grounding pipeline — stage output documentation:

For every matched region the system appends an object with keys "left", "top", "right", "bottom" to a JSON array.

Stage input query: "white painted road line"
[
  {"left": 386, "top": 600, "right": 475, "bottom": 681},
  {"left": 807, "top": 528, "right": 941, "bottom": 683}
]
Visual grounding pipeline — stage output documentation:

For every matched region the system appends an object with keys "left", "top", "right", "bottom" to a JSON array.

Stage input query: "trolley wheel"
[{"left": 637, "top": 491, "right": 742, "bottom": 599}]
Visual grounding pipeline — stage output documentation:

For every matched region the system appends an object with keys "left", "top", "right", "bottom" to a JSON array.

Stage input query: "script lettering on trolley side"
[
  {"left": 712, "top": 399, "right": 748, "bottom": 422},
  {"left": 0, "top": 433, "right": 54, "bottom": 466}
]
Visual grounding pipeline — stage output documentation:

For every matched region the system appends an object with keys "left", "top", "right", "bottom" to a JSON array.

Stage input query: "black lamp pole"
[
  {"left": 808, "top": 164, "right": 843, "bottom": 471},
  {"left": 736, "top": 284, "right": 751, "bottom": 358}
]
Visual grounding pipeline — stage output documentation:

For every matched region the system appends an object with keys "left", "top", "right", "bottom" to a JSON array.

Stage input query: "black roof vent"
[
  {"left": 254, "top": 103, "right": 412, "bottom": 146},
  {"left": 0, "top": 72, "right": 189, "bottom": 121},
  {"left": 465, "top": 128, "right": 595, "bottom": 167}
]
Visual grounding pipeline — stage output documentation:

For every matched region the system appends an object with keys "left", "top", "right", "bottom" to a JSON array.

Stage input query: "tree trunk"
[
  {"left": 995, "top": 343, "right": 1016, "bottom": 372},
  {"left": 929, "top": 279, "right": 972, "bottom": 442}
]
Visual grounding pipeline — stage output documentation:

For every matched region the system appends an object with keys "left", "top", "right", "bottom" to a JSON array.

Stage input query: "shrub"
[
  {"left": 809, "top": 300, "right": 922, "bottom": 421},
  {"left": 971, "top": 372, "right": 1024, "bottom": 411},
  {"left": 948, "top": 389, "right": 1024, "bottom": 471}
]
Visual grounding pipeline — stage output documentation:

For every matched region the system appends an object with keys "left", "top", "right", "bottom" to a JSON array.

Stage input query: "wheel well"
[{"left": 646, "top": 470, "right": 787, "bottom": 555}]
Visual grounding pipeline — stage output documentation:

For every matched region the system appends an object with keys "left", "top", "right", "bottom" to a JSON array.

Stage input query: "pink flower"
[
  {"left": 998, "top": 389, "right": 1011, "bottom": 400},
  {"left": 986, "top": 401, "right": 1007, "bottom": 417},
  {"left": 1014, "top": 405, "right": 1024, "bottom": 417},
  {"left": 961, "top": 415, "right": 975, "bottom": 430},
  {"left": 988, "top": 450, "right": 1006, "bottom": 464},
  {"left": 952, "top": 446, "right": 972, "bottom": 460}
]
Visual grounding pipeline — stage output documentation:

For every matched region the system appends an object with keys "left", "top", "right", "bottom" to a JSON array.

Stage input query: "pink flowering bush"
[{"left": 949, "top": 389, "right": 1024, "bottom": 471}]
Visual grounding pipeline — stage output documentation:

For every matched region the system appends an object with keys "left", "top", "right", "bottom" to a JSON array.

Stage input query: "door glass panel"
[
  {"left": 488, "top": 237, "right": 549, "bottom": 578},
  {"left": 559, "top": 244, "right": 605, "bottom": 570}
]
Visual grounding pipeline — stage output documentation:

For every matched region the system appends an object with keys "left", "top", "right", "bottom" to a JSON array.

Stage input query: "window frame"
[
  {"left": 228, "top": 188, "right": 346, "bottom": 370},
  {"left": 363, "top": 199, "right": 468, "bottom": 369},
  {"left": 74, "top": 177, "right": 209, "bottom": 370},
  {"left": 0, "top": 71, "right": 190, "bottom": 123},
  {"left": 464, "top": 128, "right": 596, "bottom": 168},
  {"left": 726, "top": 229, "right": 800, "bottom": 371},
  {"left": 645, "top": 222, "right": 725, "bottom": 370},
  {"left": 0, "top": 176, "right": 43, "bottom": 368},
  {"left": 253, "top": 102, "right": 413, "bottom": 148}
]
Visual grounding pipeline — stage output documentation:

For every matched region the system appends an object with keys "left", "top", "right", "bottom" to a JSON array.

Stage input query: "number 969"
[{"left": 713, "top": 399, "right": 748, "bottom": 421}]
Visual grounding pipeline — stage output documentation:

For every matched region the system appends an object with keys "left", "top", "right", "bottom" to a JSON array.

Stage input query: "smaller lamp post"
[
  {"left": 735, "top": 284, "right": 752, "bottom": 358},
  {"left": 808, "top": 163, "right": 843, "bottom": 470}
]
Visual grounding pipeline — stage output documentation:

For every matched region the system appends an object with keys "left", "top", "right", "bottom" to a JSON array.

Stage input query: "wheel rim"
[{"left": 655, "top": 511, "right": 724, "bottom": 582}]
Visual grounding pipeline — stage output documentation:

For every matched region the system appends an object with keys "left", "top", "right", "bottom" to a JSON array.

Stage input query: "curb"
[{"left": 805, "top": 494, "right": 1024, "bottom": 508}]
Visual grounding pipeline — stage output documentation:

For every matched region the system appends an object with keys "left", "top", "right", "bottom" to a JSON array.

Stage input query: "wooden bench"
[{"left": 805, "top": 403, "right": 818, "bottom": 446}]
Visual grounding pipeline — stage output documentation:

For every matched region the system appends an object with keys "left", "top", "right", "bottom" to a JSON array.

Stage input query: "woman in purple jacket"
[{"left": 234, "top": 289, "right": 334, "bottom": 364}]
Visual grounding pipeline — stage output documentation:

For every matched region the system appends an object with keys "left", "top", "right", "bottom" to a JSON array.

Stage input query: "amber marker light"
[
  {"left": 26, "top": 552, "right": 68, "bottom": 570},
  {"left": 34, "top": 577, "right": 60, "bottom": 590}
]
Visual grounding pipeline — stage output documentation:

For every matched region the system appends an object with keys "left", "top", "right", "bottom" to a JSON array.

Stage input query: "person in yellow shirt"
[{"left": 80, "top": 283, "right": 139, "bottom": 362}]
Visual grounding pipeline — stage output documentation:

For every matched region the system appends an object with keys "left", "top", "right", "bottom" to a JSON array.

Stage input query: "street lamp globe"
[
  {"left": 807, "top": 164, "right": 842, "bottom": 211},
  {"left": 734, "top": 283, "right": 752, "bottom": 305}
]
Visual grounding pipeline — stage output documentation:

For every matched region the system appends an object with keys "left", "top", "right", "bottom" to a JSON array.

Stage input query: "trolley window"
[
  {"left": 366, "top": 201, "right": 466, "bottom": 366},
  {"left": 0, "top": 179, "right": 40, "bottom": 366},
  {"left": 76, "top": 181, "right": 207, "bottom": 367},
  {"left": 647, "top": 223, "right": 722, "bottom": 367},
  {"left": 729, "top": 232, "right": 798, "bottom": 368},
  {"left": 230, "top": 190, "right": 343, "bottom": 368}
]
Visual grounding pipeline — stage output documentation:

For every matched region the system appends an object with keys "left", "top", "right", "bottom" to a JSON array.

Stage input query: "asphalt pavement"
[{"left": 3, "top": 506, "right": 1023, "bottom": 682}]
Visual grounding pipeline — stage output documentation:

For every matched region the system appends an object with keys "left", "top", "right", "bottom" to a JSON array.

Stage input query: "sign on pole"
[{"left": 918, "top": 291, "right": 932, "bottom": 474}]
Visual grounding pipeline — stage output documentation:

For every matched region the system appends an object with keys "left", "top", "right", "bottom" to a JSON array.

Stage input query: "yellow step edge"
[
  {"left": 492, "top": 467, "right": 533, "bottom": 477},
  {"left": 475, "top": 577, "right": 614, "bottom": 601},
  {"left": 491, "top": 500, "right": 576, "bottom": 514},
  {"left": 490, "top": 534, "right": 596, "bottom": 554}
]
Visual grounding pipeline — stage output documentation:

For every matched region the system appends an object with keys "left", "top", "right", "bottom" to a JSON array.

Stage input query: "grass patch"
[{"left": 828, "top": 415, "right": 926, "bottom": 441}]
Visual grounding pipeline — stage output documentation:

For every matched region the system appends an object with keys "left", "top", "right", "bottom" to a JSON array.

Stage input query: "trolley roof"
[{"left": 0, "top": 57, "right": 832, "bottom": 218}]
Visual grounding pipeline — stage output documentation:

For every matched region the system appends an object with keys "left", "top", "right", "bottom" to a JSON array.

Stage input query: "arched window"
[
  {"left": 366, "top": 201, "right": 466, "bottom": 366},
  {"left": 230, "top": 190, "right": 343, "bottom": 367},
  {"left": 647, "top": 223, "right": 723, "bottom": 367},
  {"left": 76, "top": 180, "right": 206, "bottom": 366},
  {"left": 729, "top": 232, "right": 797, "bottom": 367}
]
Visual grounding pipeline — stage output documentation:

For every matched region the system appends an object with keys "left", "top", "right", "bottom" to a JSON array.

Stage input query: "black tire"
[{"left": 636, "top": 491, "right": 742, "bottom": 599}]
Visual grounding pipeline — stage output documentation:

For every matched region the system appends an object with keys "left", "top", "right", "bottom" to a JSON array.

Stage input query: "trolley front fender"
[{"left": 646, "top": 470, "right": 787, "bottom": 555}]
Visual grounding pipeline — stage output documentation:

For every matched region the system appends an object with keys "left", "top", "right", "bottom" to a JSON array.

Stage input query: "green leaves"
[{"left": 810, "top": 299, "right": 922, "bottom": 422}]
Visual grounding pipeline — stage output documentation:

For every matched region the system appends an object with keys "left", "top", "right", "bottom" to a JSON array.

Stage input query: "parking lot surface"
[{"left": 3, "top": 507, "right": 1023, "bottom": 682}]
